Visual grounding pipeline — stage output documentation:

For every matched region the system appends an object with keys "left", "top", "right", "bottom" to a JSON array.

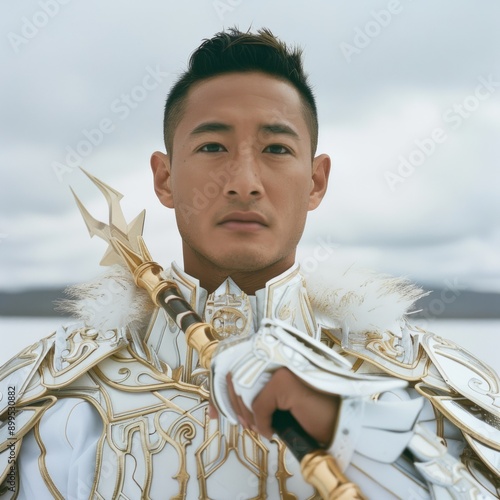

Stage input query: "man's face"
[{"left": 152, "top": 71, "right": 329, "bottom": 277}]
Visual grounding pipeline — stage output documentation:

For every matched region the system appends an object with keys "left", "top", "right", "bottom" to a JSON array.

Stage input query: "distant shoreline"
[{"left": 1, "top": 285, "right": 499, "bottom": 319}]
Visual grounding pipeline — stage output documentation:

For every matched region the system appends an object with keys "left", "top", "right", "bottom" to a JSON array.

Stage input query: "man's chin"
[{"left": 209, "top": 252, "right": 281, "bottom": 275}]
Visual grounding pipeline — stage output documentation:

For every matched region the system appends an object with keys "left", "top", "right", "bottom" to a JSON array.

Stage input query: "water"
[{"left": 0, "top": 317, "right": 499, "bottom": 372}]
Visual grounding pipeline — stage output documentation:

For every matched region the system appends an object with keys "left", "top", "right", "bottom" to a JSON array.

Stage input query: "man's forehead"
[
  {"left": 187, "top": 72, "right": 301, "bottom": 108},
  {"left": 178, "top": 72, "right": 307, "bottom": 130},
  {"left": 189, "top": 120, "right": 300, "bottom": 138}
]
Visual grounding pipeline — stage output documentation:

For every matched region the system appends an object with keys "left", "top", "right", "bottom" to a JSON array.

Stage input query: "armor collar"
[
  {"left": 170, "top": 261, "right": 316, "bottom": 335},
  {"left": 145, "top": 262, "right": 318, "bottom": 370}
]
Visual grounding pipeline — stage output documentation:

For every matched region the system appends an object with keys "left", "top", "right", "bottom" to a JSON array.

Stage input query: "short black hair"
[{"left": 163, "top": 27, "right": 318, "bottom": 157}]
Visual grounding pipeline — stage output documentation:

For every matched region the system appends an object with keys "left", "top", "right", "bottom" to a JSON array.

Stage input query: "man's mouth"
[{"left": 217, "top": 211, "right": 268, "bottom": 232}]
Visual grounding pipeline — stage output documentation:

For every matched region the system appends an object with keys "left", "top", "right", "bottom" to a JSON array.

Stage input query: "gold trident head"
[{"left": 70, "top": 168, "right": 146, "bottom": 267}]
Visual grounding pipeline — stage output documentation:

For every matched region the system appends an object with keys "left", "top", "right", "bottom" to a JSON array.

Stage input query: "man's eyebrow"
[
  {"left": 190, "top": 122, "right": 233, "bottom": 135},
  {"left": 260, "top": 123, "right": 299, "bottom": 138}
]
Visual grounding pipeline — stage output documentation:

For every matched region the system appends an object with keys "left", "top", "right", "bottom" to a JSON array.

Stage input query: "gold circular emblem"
[{"left": 211, "top": 307, "right": 249, "bottom": 340}]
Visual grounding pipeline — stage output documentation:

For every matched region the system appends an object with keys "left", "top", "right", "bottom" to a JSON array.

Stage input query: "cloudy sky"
[{"left": 1, "top": 0, "right": 499, "bottom": 295}]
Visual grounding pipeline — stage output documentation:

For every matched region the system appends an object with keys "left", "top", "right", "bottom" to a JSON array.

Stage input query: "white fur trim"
[
  {"left": 305, "top": 264, "right": 428, "bottom": 335},
  {"left": 56, "top": 265, "right": 154, "bottom": 335}
]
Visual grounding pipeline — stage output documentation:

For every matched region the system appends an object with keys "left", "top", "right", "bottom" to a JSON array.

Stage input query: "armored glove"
[
  {"left": 211, "top": 318, "right": 422, "bottom": 467},
  {"left": 210, "top": 318, "right": 494, "bottom": 498}
]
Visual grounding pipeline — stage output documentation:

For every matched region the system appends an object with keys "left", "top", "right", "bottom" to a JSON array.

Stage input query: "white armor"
[{"left": 1, "top": 262, "right": 499, "bottom": 499}]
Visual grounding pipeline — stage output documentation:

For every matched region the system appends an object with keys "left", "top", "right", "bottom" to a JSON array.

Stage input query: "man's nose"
[{"left": 223, "top": 150, "right": 264, "bottom": 201}]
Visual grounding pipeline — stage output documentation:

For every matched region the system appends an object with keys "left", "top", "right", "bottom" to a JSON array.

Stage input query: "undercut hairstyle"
[{"left": 163, "top": 27, "right": 318, "bottom": 157}]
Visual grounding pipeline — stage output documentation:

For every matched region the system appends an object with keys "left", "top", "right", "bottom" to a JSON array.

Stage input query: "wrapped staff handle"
[{"left": 112, "top": 236, "right": 365, "bottom": 500}]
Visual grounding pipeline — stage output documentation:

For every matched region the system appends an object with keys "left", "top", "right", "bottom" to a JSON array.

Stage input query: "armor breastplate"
[{"left": 85, "top": 263, "right": 321, "bottom": 499}]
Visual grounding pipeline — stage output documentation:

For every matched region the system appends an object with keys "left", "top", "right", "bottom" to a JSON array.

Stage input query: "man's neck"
[{"left": 182, "top": 252, "right": 296, "bottom": 295}]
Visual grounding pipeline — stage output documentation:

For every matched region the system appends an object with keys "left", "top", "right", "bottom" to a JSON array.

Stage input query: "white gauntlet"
[{"left": 210, "top": 318, "right": 423, "bottom": 469}]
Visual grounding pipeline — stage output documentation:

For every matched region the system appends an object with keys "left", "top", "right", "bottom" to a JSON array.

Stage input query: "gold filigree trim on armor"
[
  {"left": 350, "top": 358, "right": 365, "bottom": 373},
  {"left": 271, "top": 436, "right": 302, "bottom": 500},
  {"left": 428, "top": 396, "right": 447, "bottom": 443},
  {"left": 416, "top": 384, "right": 500, "bottom": 451},
  {"left": 360, "top": 335, "right": 429, "bottom": 380},
  {"left": 265, "top": 267, "right": 300, "bottom": 317},
  {"left": 86, "top": 431, "right": 106, "bottom": 499},
  {"left": 464, "top": 434, "right": 500, "bottom": 481},
  {"left": 154, "top": 407, "right": 200, "bottom": 498},
  {"left": 90, "top": 363, "right": 208, "bottom": 422},
  {"left": 5, "top": 392, "right": 107, "bottom": 498},
  {"left": 152, "top": 394, "right": 207, "bottom": 497},
  {"left": 33, "top": 422, "right": 64, "bottom": 499},
  {"left": 277, "top": 302, "right": 292, "bottom": 322},
  {"left": 106, "top": 418, "right": 154, "bottom": 498},
  {"left": 461, "top": 445, "right": 500, "bottom": 496},
  {"left": 195, "top": 422, "right": 223, "bottom": 499},
  {"left": 195, "top": 419, "right": 269, "bottom": 499},
  {"left": 0, "top": 397, "right": 57, "bottom": 451},
  {"left": 91, "top": 345, "right": 207, "bottom": 401},
  {"left": 365, "top": 332, "right": 412, "bottom": 364},
  {"left": 421, "top": 333, "right": 500, "bottom": 416},
  {"left": 299, "top": 290, "right": 316, "bottom": 338},
  {"left": 41, "top": 327, "right": 126, "bottom": 389},
  {"left": 321, "top": 328, "right": 429, "bottom": 380},
  {"left": 0, "top": 338, "right": 49, "bottom": 381},
  {"left": 53, "top": 328, "right": 106, "bottom": 371},
  {"left": 173, "top": 420, "right": 197, "bottom": 495},
  {"left": 320, "top": 328, "right": 337, "bottom": 349},
  {"left": 171, "top": 366, "right": 183, "bottom": 382},
  {"left": 92, "top": 347, "right": 174, "bottom": 391},
  {"left": 154, "top": 393, "right": 206, "bottom": 429}
]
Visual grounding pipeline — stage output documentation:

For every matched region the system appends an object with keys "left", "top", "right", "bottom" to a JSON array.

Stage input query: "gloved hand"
[{"left": 210, "top": 318, "right": 423, "bottom": 469}]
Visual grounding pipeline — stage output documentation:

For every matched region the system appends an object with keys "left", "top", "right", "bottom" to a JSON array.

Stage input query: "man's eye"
[
  {"left": 199, "top": 143, "right": 226, "bottom": 153},
  {"left": 264, "top": 144, "right": 290, "bottom": 154}
]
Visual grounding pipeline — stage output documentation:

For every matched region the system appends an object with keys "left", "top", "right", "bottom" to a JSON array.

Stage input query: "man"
[{"left": 1, "top": 28, "right": 499, "bottom": 499}]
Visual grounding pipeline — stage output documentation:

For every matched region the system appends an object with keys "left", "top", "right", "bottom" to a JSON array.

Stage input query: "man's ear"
[
  {"left": 308, "top": 153, "right": 331, "bottom": 211},
  {"left": 151, "top": 151, "right": 174, "bottom": 208}
]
